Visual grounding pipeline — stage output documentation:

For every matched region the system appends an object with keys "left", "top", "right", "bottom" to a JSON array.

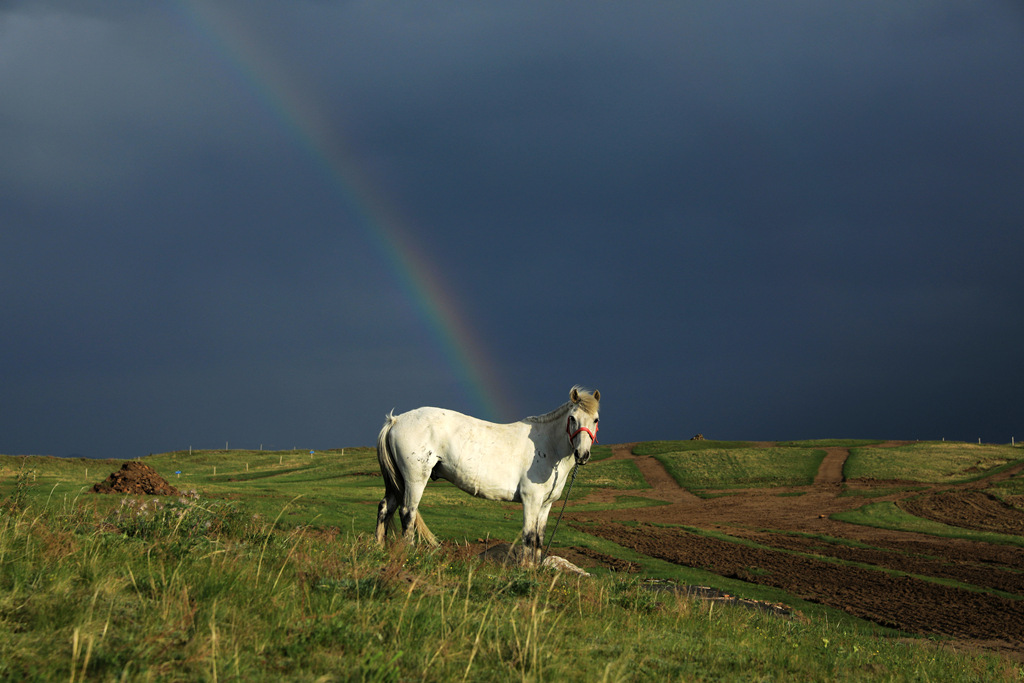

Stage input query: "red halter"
[{"left": 566, "top": 416, "right": 598, "bottom": 445}]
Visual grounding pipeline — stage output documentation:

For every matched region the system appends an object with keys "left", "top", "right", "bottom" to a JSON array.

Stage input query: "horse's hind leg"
[
  {"left": 400, "top": 478, "right": 429, "bottom": 544},
  {"left": 375, "top": 492, "right": 399, "bottom": 545}
]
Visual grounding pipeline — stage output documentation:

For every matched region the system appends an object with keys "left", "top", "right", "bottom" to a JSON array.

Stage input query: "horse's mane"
[{"left": 523, "top": 386, "right": 600, "bottom": 423}]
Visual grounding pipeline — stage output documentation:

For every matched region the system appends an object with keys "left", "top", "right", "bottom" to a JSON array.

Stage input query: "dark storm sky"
[{"left": 2, "top": 1, "right": 1023, "bottom": 459}]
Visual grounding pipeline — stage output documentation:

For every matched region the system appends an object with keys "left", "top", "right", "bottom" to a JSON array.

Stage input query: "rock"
[
  {"left": 541, "top": 555, "right": 592, "bottom": 576},
  {"left": 476, "top": 543, "right": 592, "bottom": 575}
]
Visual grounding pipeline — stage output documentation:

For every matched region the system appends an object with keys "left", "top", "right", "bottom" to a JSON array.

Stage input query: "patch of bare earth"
[
  {"left": 567, "top": 443, "right": 1024, "bottom": 655},
  {"left": 899, "top": 490, "right": 1024, "bottom": 535}
]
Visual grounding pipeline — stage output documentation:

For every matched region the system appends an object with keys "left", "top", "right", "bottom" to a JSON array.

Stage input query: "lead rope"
[{"left": 542, "top": 461, "right": 580, "bottom": 562}]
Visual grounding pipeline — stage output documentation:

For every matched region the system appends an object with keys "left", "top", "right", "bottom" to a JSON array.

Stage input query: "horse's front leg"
[{"left": 520, "top": 499, "right": 551, "bottom": 567}]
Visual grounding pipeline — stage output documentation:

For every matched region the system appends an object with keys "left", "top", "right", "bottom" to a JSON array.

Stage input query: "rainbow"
[{"left": 170, "top": 1, "right": 513, "bottom": 421}]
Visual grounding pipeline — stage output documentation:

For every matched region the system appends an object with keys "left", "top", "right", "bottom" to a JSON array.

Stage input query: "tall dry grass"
[{"left": 1, "top": 488, "right": 1021, "bottom": 681}]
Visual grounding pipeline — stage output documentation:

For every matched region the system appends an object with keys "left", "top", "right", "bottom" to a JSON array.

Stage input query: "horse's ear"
[
  {"left": 570, "top": 387, "right": 580, "bottom": 403},
  {"left": 593, "top": 389, "right": 600, "bottom": 402}
]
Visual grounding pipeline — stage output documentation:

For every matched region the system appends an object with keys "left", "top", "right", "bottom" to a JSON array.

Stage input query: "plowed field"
[{"left": 566, "top": 444, "right": 1024, "bottom": 654}]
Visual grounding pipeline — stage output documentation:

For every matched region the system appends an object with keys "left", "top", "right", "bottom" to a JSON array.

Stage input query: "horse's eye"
[{"left": 595, "top": 418, "right": 599, "bottom": 425}]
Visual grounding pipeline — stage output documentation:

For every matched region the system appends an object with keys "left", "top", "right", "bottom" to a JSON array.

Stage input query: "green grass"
[
  {"left": 0, "top": 449, "right": 647, "bottom": 552},
  {"left": 776, "top": 439, "right": 884, "bottom": 449},
  {"left": 1, "top": 499, "right": 1018, "bottom": 681},
  {"left": 993, "top": 476, "right": 1024, "bottom": 497},
  {"left": 652, "top": 448, "right": 827, "bottom": 491},
  {"left": 633, "top": 440, "right": 756, "bottom": 455},
  {"left": 572, "top": 458, "right": 649, "bottom": 497},
  {"left": 845, "top": 442, "right": 1022, "bottom": 483},
  {"left": 2, "top": 445, "right": 1024, "bottom": 680},
  {"left": 990, "top": 474, "right": 1024, "bottom": 511},
  {"left": 568, "top": 495, "right": 670, "bottom": 512},
  {"left": 760, "top": 530, "right": 895, "bottom": 553},
  {"left": 833, "top": 501, "right": 1024, "bottom": 548}
]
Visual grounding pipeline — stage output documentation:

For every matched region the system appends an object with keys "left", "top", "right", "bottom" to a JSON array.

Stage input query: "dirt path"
[
  {"left": 605, "top": 442, "right": 702, "bottom": 503},
  {"left": 813, "top": 447, "right": 848, "bottom": 485},
  {"left": 565, "top": 443, "right": 1024, "bottom": 655}
]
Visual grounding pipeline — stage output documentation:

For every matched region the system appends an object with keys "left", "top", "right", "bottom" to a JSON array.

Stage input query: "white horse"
[{"left": 375, "top": 386, "right": 600, "bottom": 564}]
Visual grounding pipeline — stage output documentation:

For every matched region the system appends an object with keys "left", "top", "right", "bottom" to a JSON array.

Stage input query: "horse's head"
[{"left": 566, "top": 387, "right": 600, "bottom": 465}]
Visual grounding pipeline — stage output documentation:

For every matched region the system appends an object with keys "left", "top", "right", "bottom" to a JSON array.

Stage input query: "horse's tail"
[
  {"left": 415, "top": 511, "right": 438, "bottom": 546},
  {"left": 376, "top": 412, "right": 438, "bottom": 546},
  {"left": 377, "top": 411, "right": 403, "bottom": 501}
]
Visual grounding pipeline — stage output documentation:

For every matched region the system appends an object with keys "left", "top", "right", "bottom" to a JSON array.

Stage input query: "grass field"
[
  {"left": 844, "top": 442, "right": 1019, "bottom": 483},
  {"left": 4, "top": 503, "right": 1010, "bottom": 681},
  {"left": 2, "top": 442, "right": 1023, "bottom": 680},
  {"left": 647, "top": 447, "right": 826, "bottom": 492}
]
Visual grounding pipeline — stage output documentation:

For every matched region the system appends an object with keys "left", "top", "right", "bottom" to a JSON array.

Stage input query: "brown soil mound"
[{"left": 91, "top": 461, "right": 180, "bottom": 496}]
